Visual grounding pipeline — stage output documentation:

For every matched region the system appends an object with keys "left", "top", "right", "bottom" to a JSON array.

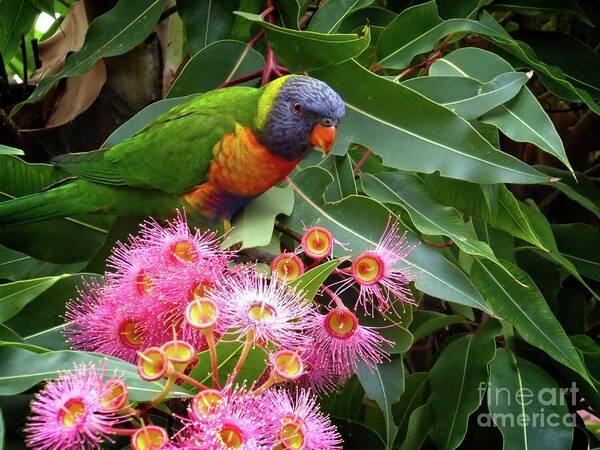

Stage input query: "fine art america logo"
[{"left": 476, "top": 382, "right": 579, "bottom": 428}]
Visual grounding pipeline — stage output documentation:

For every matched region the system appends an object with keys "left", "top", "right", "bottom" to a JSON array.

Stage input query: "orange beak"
[{"left": 310, "top": 124, "right": 337, "bottom": 158}]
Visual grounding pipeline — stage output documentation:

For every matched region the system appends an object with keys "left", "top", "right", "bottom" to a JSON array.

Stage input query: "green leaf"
[
  {"left": 356, "top": 357, "right": 404, "bottom": 449},
  {"left": 489, "top": 1, "right": 592, "bottom": 27},
  {"left": 398, "top": 404, "right": 432, "bottom": 450},
  {"left": 0, "top": 347, "right": 190, "bottom": 401},
  {"left": 0, "top": 146, "right": 23, "bottom": 156},
  {"left": 377, "top": 0, "right": 507, "bottom": 69},
  {"left": 5, "top": 274, "right": 101, "bottom": 351},
  {"left": 438, "top": 0, "right": 493, "bottom": 18},
  {"left": 187, "top": 341, "right": 267, "bottom": 389},
  {"left": 471, "top": 259, "right": 594, "bottom": 386},
  {"left": 478, "top": 12, "right": 600, "bottom": 115},
  {"left": 552, "top": 224, "right": 600, "bottom": 282},
  {"left": 537, "top": 166, "right": 600, "bottom": 219},
  {"left": 166, "top": 40, "right": 264, "bottom": 98},
  {"left": 430, "top": 47, "right": 571, "bottom": 171},
  {"left": 275, "top": 0, "right": 304, "bottom": 29},
  {"left": 0, "top": 156, "right": 110, "bottom": 263},
  {"left": 234, "top": 12, "right": 371, "bottom": 72},
  {"left": 361, "top": 172, "right": 499, "bottom": 262},
  {"left": 428, "top": 319, "right": 501, "bottom": 450},
  {"left": 0, "top": 243, "right": 86, "bottom": 281},
  {"left": 392, "top": 372, "right": 430, "bottom": 442},
  {"left": 0, "top": 0, "right": 37, "bottom": 62},
  {"left": 285, "top": 167, "right": 491, "bottom": 312},
  {"left": 307, "top": 0, "right": 374, "bottom": 33},
  {"left": 323, "top": 155, "right": 359, "bottom": 202},
  {"left": 177, "top": 0, "right": 238, "bottom": 54},
  {"left": 332, "top": 417, "right": 386, "bottom": 449},
  {"left": 223, "top": 186, "right": 294, "bottom": 249},
  {"left": 103, "top": 95, "right": 198, "bottom": 147},
  {"left": 0, "top": 275, "right": 69, "bottom": 323},
  {"left": 488, "top": 349, "right": 574, "bottom": 450},
  {"left": 313, "top": 59, "right": 550, "bottom": 185},
  {"left": 337, "top": 6, "right": 398, "bottom": 33},
  {"left": 403, "top": 72, "right": 529, "bottom": 121},
  {"left": 409, "top": 311, "right": 465, "bottom": 342},
  {"left": 14, "top": 0, "right": 168, "bottom": 113},
  {"left": 422, "top": 175, "right": 557, "bottom": 252},
  {"left": 289, "top": 259, "right": 341, "bottom": 302}
]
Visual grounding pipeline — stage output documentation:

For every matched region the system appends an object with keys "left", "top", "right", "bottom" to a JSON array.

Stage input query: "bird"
[{"left": 0, "top": 75, "right": 345, "bottom": 226}]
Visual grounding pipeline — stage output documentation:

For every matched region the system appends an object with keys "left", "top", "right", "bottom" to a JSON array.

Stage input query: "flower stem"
[
  {"left": 227, "top": 331, "right": 254, "bottom": 386},
  {"left": 321, "top": 285, "right": 345, "bottom": 308},
  {"left": 104, "top": 427, "right": 138, "bottom": 436},
  {"left": 251, "top": 372, "right": 277, "bottom": 396},
  {"left": 173, "top": 370, "right": 208, "bottom": 391},
  {"left": 204, "top": 330, "right": 221, "bottom": 390},
  {"left": 149, "top": 375, "right": 175, "bottom": 406}
]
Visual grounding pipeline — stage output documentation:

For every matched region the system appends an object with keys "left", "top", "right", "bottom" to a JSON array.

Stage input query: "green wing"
[{"left": 52, "top": 86, "right": 261, "bottom": 194}]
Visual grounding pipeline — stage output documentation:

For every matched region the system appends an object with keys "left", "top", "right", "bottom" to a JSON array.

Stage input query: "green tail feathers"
[
  {"left": 0, "top": 181, "right": 104, "bottom": 226},
  {"left": 0, "top": 180, "right": 186, "bottom": 226}
]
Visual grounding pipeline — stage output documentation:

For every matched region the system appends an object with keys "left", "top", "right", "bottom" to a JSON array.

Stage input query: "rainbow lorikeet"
[{"left": 0, "top": 75, "right": 344, "bottom": 225}]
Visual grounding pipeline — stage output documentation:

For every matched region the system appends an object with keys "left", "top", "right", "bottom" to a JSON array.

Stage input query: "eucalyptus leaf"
[
  {"left": 0, "top": 347, "right": 190, "bottom": 401},
  {"left": 285, "top": 167, "right": 491, "bottom": 312},
  {"left": 177, "top": 0, "right": 239, "bottom": 53},
  {"left": 428, "top": 319, "right": 501, "bottom": 450},
  {"left": 307, "top": 0, "right": 374, "bottom": 34},
  {"left": 488, "top": 349, "right": 575, "bottom": 450},
  {"left": 403, "top": 72, "right": 528, "bottom": 121},
  {"left": 223, "top": 186, "right": 294, "bottom": 249},
  {"left": 234, "top": 12, "right": 371, "bottom": 72},
  {"left": 471, "top": 259, "right": 593, "bottom": 386},
  {"left": 429, "top": 47, "right": 572, "bottom": 171},
  {"left": 166, "top": 40, "right": 264, "bottom": 98},
  {"left": 356, "top": 357, "right": 404, "bottom": 449},
  {"left": 15, "top": 0, "right": 169, "bottom": 113},
  {"left": 314, "top": 59, "right": 550, "bottom": 185},
  {"left": 0, "top": 275, "right": 68, "bottom": 323}
]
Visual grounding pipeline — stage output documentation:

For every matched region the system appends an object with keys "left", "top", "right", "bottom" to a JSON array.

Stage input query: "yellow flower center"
[
  {"left": 186, "top": 298, "right": 219, "bottom": 329},
  {"left": 119, "top": 319, "right": 142, "bottom": 348},
  {"left": 324, "top": 308, "right": 358, "bottom": 340},
  {"left": 352, "top": 253, "right": 384, "bottom": 285},
  {"left": 247, "top": 302, "right": 275, "bottom": 323},
  {"left": 101, "top": 380, "right": 127, "bottom": 411},
  {"left": 302, "top": 227, "right": 332, "bottom": 258},
  {"left": 171, "top": 240, "right": 196, "bottom": 263},
  {"left": 279, "top": 416, "right": 306, "bottom": 450},
  {"left": 273, "top": 350, "right": 304, "bottom": 380},
  {"left": 58, "top": 398, "right": 86, "bottom": 428},
  {"left": 218, "top": 422, "right": 244, "bottom": 448},
  {"left": 137, "top": 347, "right": 168, "bottom": 381},
  {"left": 133, "top": 426, "right": 167, "bottom": 450},
  {"left": 272, "top": 254, "right": 303, "bottom": 282},
  {"left": 135, "top": 270, "right": 153, "bottom": 295},
  {"left": 161, "top": 340, "right": 194, "bottom": 372},
  {"left": 192, "top": 389, "right": 223, "bottom": 417}
]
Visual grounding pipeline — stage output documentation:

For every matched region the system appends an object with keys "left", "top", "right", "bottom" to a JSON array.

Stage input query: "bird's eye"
[{"left": 292, "top": 102, "right": 302, "bottom": 114}]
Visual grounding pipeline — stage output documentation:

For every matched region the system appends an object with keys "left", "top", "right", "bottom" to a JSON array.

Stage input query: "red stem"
[
  {"left": 219, "top": 69, "right": 263, "bottom": 88},
  {"left": 353, "top": 148, "right": 372, "bottom": 175},
  {"left": 424, "top": 239, "right": 454, "bottom": 249},
  {"left": 321, "top": 285, "right": 345, "bottom": 308}
]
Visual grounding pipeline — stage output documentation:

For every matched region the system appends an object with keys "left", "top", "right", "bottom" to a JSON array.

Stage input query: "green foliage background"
[{"left": 0, "top": 0, "right": 599, "bottom": 449}]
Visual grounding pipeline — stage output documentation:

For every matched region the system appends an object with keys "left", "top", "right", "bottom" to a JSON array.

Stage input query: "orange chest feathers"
[{"left": 208, "top": 125, "right": 299, "bottom": 198}]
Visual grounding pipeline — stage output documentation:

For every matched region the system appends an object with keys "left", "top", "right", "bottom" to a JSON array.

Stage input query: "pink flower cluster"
[
  {"left": 24, "top": 212, "right": 416, "bottom": 449},
  {"left": 65, "top": 212, "right": 232, "bottom": 362},
  {"left": 25, "top": 365, "right": 127, "bottom": 450}
]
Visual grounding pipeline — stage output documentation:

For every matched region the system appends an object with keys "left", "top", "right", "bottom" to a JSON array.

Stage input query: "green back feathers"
[{"left": 52, "top": 86, "right": 265, "bottom": 194}]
